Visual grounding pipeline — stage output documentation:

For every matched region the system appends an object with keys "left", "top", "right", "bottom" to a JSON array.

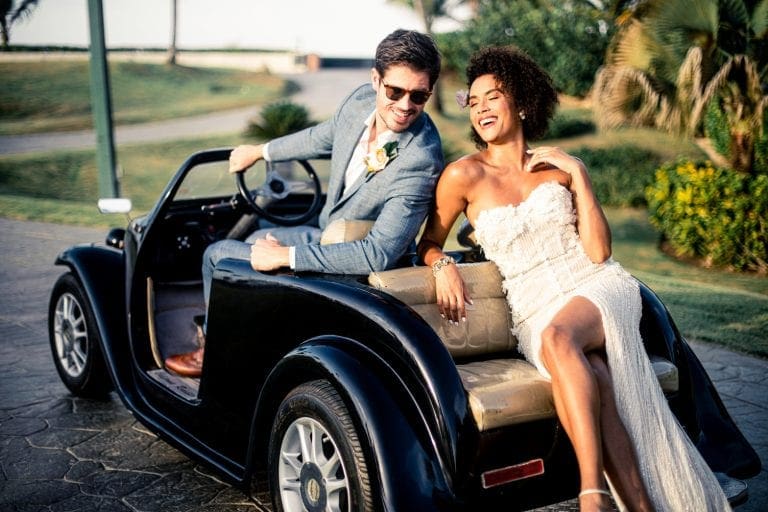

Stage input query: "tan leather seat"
[
  {"left": 320, "top": 219, "right": 375, "bottom": 245},
  {"left": 369, "top": 262, "right": 680, "bottom": 432},
  {"left": 369, "top": 262, "right": 516, "bottom": 357}
]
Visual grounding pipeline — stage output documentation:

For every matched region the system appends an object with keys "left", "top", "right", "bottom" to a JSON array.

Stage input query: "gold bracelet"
[{"left": 431, "top": 255, "right": 455, "bottom": 277}]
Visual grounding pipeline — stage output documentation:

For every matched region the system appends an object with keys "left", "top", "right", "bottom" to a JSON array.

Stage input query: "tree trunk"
[
  {"left": 413, "top": 0, "right": 444, "bottom": 115},
  {"left": 1, "top": 19, "right": 9, "bottom": 50},
  {"left": 729, "top": 131, "right": 755, "bottom": 174},
  {"left": 432, "top": 79, "right": 445, "bottom": 115},
  {"left": 166, "top": 0, "right": 177, "bottom": 65}
]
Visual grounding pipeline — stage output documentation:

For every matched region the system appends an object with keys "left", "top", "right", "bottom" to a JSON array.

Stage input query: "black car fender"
[
  {"left": 638, "top": 281, "right": 679, "bottom": 362},
  {"left": 250, "top": 336, "right": 464, "bottom": 511},
  {"left": 54, "top": 244, "right": 133, "bottom": 395},
  {"left": 208, "top": 260, "right": 476, "bottom": 502}
]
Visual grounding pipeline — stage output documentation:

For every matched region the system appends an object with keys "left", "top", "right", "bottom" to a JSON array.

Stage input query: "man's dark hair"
[
  {"left": 375, "top": 29, "right": 441, "bottom": 89},
  {"left": 466, "top": 46, "right": 558, "bottom": 147}
]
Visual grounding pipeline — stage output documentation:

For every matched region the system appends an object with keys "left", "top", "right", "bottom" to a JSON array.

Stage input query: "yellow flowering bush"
[{"left": 646, "top": 159, "right": 767, "bottom": 273}]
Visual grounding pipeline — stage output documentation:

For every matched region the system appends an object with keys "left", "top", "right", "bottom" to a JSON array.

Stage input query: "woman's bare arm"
[{"left": 417, "top": 160, "right": 475, "bottom": 323}]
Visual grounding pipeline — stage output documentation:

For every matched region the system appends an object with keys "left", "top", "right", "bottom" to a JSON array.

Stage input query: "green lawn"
[
  {"left": 0, "top": 61, "right": 287, "bottom": 135},
  {"left": 1, "top": 63, "right": 765, "bottom": 358},
  {"left": 606, "top": 207, "right": 768, "bottom": 357}
]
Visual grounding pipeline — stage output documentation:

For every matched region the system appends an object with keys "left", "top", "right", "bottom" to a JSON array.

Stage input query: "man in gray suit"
[{"left": 165, "top": 29, "right": 444, "bottom": 376}]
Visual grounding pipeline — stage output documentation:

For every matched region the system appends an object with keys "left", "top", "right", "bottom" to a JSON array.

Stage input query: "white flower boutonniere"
[
  {"left": 455, "top": 89, "right": 469, "bottom": 109},
  {"left": 364, "top": 141, "right": 398, "bottom": 174}
]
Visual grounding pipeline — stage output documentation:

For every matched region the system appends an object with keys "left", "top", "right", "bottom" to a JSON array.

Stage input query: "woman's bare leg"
[
  {"left": 539, "top": 297, "right": 611, "bottom": 512},
  {"left": 587, "top": 353, "right": 655, "bottom": 512}
]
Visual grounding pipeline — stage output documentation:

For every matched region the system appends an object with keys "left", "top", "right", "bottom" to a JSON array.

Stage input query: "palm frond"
[
  {"left": 612, "top": 20, "right": 654, "bottom": 69},
  {"left": 594, "top": 64, "right": 670, "bottom": 129},
  {"left": 753, "top": 0, "right": 768, "bottom": 38},
  {"left": 9, "top": 0, "right": 40, "bottom": 24},
  {"left": 719, "top": 0, "right": 750, "bottom": 27}
]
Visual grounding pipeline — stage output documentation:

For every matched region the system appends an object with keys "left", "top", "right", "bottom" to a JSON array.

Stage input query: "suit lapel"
[
  {"left": 328, "top": 104, "right": 425, "bottom": 215},
  {"left": 331, "top": 126, "right": 416, "bottom": 212},
  {"left": 329, "top": 123, "right": 366, "bottom": 205}
]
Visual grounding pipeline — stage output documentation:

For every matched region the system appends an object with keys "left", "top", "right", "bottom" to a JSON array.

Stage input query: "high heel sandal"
[
  {"left": 578, "top": 488, "right": 613, "bottom": 511},
  {"left": 578, "top": 489, "right": 612, "bottom": 499}
]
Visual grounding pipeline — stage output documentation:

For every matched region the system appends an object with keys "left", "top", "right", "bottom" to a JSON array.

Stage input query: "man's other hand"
[{"left": 250, "top": 233, "right": 290, "bottom": 271}]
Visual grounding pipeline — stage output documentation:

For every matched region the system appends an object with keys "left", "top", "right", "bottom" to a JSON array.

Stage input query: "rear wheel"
[
  {"left": 269, "top": 380, "right": 373, "bottom": 512},
  {"left": 48, "top": 272, "right": 112, "bottom": 398}
]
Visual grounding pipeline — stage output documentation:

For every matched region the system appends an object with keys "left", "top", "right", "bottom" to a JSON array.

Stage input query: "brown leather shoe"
[{"left": 165, "top": 347, "right": 204, "bottom": 377}]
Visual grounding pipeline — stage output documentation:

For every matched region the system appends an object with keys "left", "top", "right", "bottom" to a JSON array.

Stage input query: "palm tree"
[
  {"left": 594, "top": 0, "right": 768, "bottom": 173},
  {"left": 388, "top": 0, "right": 473, "bottom": 115},
  {"left": 1, "top": 0, "right": 40, "bottom": 50}
]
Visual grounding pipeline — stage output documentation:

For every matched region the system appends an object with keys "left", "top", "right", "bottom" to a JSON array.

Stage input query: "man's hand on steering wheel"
[{"left": 229, "top": 144, "right": 265, "bottom": 174}]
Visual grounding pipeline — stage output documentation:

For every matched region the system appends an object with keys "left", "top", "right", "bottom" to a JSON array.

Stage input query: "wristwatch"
[{"left": 431, "top": 255, "right": 456, "bottom": 277}]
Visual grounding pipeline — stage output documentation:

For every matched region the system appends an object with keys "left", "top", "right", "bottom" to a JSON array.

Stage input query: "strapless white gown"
[{"left": 474, "top": 181, "right": 730, "bottom": 511}]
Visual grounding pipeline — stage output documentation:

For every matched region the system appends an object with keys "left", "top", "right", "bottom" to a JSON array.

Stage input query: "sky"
[{"left": 9, "top": 0, "right": 463, "bottom": 57}]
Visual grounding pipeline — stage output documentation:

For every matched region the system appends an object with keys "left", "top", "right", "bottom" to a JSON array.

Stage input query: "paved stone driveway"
[{"left": 0, "top": 218, "right": 765, "bottom": 511}]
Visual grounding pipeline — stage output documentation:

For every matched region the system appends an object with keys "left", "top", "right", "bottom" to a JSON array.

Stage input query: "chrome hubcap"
[
  {"left": 278, "top": 417, "right": 349, "bottom": 512},
  {"left": 53, "top": 292, "right": 88, "bottom": 378}
]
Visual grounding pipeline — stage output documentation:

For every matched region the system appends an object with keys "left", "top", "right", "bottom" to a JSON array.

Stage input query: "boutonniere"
[{"left": 364, "top": 141, "right": 398, "bottom": 174}]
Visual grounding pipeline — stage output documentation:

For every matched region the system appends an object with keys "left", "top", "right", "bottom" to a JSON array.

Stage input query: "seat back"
[
  {"left": 320, "top": 219, "right": 375, "bottom": 245},
  {"left": 369, "top": 261, "right": 681, "bottom": 431},
  {"left": 368, "top": 262, "right": 518, "bottom": 358}
]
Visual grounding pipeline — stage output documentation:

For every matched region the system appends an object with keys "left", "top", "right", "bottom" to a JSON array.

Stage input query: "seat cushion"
[
  {"left": 457, "top": 358, "right": 555, "bottom": 431},
  {"left": 457, "top": 355, "right": 680, "bottom": 431},
  {"left": 649, "top": 355, "right": 679, "bottom": 394}
]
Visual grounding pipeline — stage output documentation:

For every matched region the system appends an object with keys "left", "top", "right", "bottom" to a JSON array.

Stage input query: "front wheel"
[
  {"left": 48, "top": 272, "right": 112, "bottom": 398},
  {"left": 268, "top": 380, "right": 373, "bottom": 512}
]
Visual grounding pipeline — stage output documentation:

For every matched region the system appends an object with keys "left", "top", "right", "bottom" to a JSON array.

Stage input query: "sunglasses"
[{"left": 381, "top": 81, "right": 432, "bottom": 105}]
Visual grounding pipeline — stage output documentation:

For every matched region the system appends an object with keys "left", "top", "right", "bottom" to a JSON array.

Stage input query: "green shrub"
[
  {"left": 245, "top": 101, "right": 315, "bottom": 140},
  {"left": 436, "top": 0, "right": 613, "bottom": 97},
  {"left": 572, "top": 146, "right": 662, "bottom": 207},
  {"left": 0, "top": 153, "right": 97, "bottom": 201},
  {"left": 545, "top": 112, "right": 595, "bottom": 139},
  {"left": 646, "top": 159, "right": 768, "bottom": 273},
  {"left": 704, "top": 99, "right": 768, "bottom": 174}
]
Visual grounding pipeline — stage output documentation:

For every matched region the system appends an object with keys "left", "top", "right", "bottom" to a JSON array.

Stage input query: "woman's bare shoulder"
[{"left": 441, "top": 153, "right": 485, "bottom": 183}]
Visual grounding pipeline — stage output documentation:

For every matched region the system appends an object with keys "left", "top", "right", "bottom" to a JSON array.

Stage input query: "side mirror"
[
  {"left": 97, "top": 198, "right": 132, "bottom": 214},
  {"left": 105, "top": 228, "right": 126, "bottom": 249}
]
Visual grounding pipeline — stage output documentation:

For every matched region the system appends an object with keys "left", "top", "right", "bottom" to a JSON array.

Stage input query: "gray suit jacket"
[{"left": 267, "top": 83, "right": 444, "bottom": 274}]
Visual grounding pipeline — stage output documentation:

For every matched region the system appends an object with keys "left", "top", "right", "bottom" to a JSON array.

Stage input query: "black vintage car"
[{"left": 48, "top": 149, "right": 760, "bottom": 511}]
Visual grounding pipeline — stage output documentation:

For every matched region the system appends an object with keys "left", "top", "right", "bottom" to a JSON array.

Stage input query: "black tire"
[
  {"left": 268, "top": 380, "right": 373, "bottom": 512},
  {"left": 48, "top": 272, "right": 113, "bottom": 399}
]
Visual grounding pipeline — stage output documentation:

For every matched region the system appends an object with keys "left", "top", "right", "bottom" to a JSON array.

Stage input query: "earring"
[{"left": 519, "top": 110, "right": 526, "bottom": 120}]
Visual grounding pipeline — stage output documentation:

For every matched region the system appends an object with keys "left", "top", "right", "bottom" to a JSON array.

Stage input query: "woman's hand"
[
  {"left": 525, "top": 146, "right": 585, "bottom": 177},
  {"left": 435, "top": 263, "right": 473, "bottom": 324}
]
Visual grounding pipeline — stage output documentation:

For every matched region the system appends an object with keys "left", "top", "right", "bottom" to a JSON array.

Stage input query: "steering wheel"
[{"left": 236, "top": 160, "right": 323, "bottom": 226}]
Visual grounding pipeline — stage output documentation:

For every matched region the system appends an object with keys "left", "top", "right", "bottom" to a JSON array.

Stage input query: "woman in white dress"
[{"left": 417, "top": 46, "right": 730, "bottom": 512}]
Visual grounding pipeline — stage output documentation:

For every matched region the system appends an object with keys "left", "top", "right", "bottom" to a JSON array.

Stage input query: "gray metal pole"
[{"left": 87, "top": 0, "right": 119, "bottom": 198}]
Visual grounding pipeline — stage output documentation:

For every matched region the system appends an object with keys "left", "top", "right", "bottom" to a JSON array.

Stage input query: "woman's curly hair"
[{"left": 465, "top": 46, "right": 558, "bottom": 148}]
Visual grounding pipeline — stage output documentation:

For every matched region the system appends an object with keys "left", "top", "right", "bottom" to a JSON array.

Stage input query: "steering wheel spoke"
[{"left": 285, "top": 180, "right": 316, "bottom": 194}]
